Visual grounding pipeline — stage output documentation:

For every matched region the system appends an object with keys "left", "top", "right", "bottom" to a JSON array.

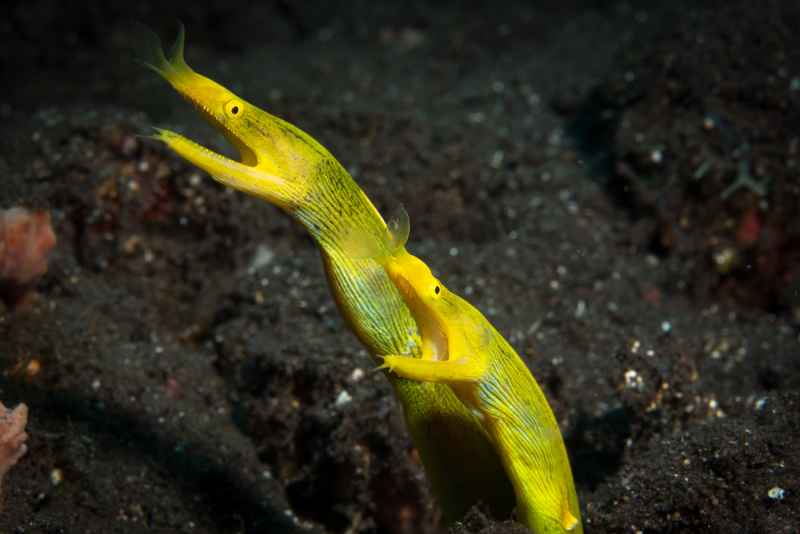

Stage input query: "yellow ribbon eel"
[
  {"left": 364, "top": 210, "right": 582, "bottom": 534},
  {"left": 139, "top": 25, "right": 515, "bottom": 522}
]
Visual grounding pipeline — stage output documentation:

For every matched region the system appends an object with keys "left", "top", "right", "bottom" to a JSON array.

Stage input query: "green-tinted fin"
[
  {"left": 339, "top": 204, "right": 409, "bottom": 263},
  {"left": 387, "top": 204, "right": 410, "bottom": 253},
  {"left": 339, "top": 224, "right": 387, "bottom": 262}
]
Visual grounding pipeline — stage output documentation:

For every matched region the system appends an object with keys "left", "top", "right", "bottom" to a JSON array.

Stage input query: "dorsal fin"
[
  {"left": 339, "top": 225, "right": 385, "bottom": 261},
  {"left": 386, "top": 204, "right": 410, "bottom": 254},
  {"left": 340, "top": 204, "right": 410, "bottom": 262}
]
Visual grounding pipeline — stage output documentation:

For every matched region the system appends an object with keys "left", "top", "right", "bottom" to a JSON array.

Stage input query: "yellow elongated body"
[
  {"left": 371, "top": 235, "right": 582, "bottom": 534},
  {"left": 140, "top": 27, "right": 514, "bottom": 521}
]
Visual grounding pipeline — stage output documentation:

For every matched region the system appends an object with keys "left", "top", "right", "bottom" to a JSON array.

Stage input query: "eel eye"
[
  {"left": 434, "top": 285, "right": 441, "bottom": 295},
  {"left": 225, "top": 100, "right": 243, "bottom": 118}
]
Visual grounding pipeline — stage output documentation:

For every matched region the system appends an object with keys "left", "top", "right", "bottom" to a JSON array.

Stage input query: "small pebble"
[
  {"left": 624, "top": 369, "right": 643, "bottom": 390},
  {"left": 50, "top": 468, "right": 64, "bottom": 486},
  {"left": 650, "top": 148, "right": 663, "bottom": 164},
  {"left": 767, "top": 486, "right": 785, "bottom": 500},
  {"left": 335, "top": 390, "right": 352, "bottom": 407},
  {"left": 350, "top": 368, "right": 365, "bottom": 382}
]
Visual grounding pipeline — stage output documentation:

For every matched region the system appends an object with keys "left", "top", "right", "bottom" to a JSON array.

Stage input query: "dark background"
[{"left": 1, "top": 1, "right": 798, "bottom": 533}]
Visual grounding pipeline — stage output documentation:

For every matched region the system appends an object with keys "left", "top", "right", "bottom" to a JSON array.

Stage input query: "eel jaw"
[
  {"left": 179, "top": 91, "right": 259, "bottom": 168},
  {"left": 139, "top": 22, "right": 258, "bottom": 168},
  {"left": 152, "top": 126, "right": 283, "bottom": 199},
  {"left": 388, "top": 266, "right": 450, "bottom": 362}
]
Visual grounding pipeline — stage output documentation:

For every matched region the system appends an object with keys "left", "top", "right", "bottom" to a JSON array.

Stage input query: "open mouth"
[
  {"left": 137, "top": 24, "right": 259, "bottom": 167},
  {"left": 179, "top": 92, "right": 258, "bottom": 167},
  {"left": 393, "top": 274, "right": 450, "bottom": 362}
]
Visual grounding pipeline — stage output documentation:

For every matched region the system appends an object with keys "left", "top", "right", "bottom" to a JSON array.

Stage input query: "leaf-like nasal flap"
[{"left": 135, "top": 22, "right": 193, "bottom": 81}]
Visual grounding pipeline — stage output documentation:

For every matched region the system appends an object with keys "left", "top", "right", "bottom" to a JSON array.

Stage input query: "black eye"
[
  {"left": 231, "top": 106, "right": 239, "bottom": 115},
  {"left": 434, "top": 285, "right": 440, "bottom": 295}
]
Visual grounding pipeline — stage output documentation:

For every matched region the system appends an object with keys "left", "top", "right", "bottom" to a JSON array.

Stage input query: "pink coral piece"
[
  {"left": 0, "top": 402, "right": 28, "bottom": 491},
  {"left": 0, "top": 208, "right": 57, "bottom": 285}
]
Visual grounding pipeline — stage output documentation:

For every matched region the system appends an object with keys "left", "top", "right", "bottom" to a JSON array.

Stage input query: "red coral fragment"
[
  {"left": 0, "top": 402, "right": 28, "bottom": 495},
  {"left": 0, "top": 208, "right": 57, "bottom": 306}
]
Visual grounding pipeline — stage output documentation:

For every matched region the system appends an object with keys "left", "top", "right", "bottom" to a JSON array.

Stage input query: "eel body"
[
  {"left": 369, "top": 226, "right": 582, "bottom": 534},
  {"left": 142, "top": 26, "right": 515, "bottom": 522}
]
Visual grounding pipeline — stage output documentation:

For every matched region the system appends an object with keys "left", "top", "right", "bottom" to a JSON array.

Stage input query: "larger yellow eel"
[
  {"left": 141, "top": 26, "right": 515, "bottom": 522},
  {"left": 359, "top": 212, "right": 582, "bottom": 534}
]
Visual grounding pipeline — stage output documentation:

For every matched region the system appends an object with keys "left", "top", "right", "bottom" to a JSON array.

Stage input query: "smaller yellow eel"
[{"left": 357, "top": 211, "right": 582, "bottom": 534}]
